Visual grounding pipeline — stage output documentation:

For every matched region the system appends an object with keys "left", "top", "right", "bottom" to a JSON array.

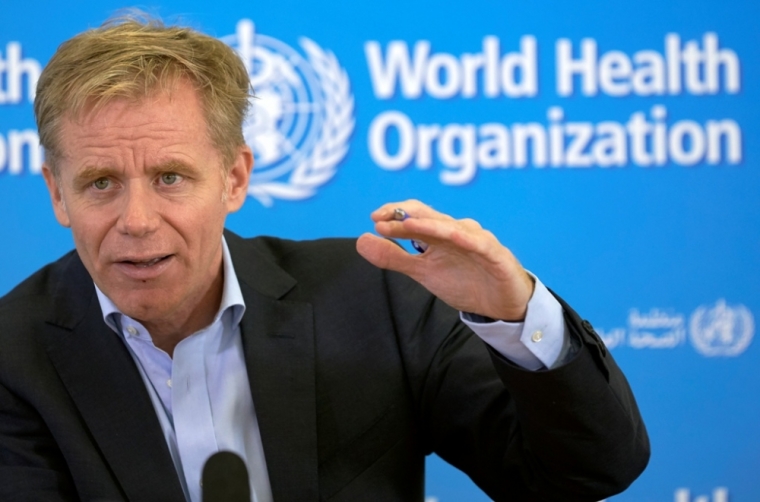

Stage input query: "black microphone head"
[{"left": 202, "top": 451, "right": 251, "bottom": 502}]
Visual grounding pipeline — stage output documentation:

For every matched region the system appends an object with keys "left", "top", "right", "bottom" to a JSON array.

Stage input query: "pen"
[{"left": 393, "top": 208, "right": 429, "bottom": 253}]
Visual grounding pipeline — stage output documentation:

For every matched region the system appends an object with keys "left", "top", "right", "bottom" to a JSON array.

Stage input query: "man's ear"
[
  {"left": 42, "top": 163, "right": 71, "bottom": 228},
  {"left": 224, "top": 145, "right": 253, "bottom": 213}
]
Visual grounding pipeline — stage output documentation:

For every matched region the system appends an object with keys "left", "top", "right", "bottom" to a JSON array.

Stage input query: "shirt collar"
[{"left": 95, "top": 236, "right": 246, "bottom": 333}]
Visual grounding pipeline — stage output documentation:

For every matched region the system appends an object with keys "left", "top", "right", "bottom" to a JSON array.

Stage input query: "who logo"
[
  {"left": 221, "top": 20, "right": 355, "bottom": 207},
  {"left": 689, "top": 299, "right": 754, "bottom": 357}
]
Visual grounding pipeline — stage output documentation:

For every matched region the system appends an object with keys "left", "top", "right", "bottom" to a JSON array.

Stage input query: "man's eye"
[
  {"left": 161, "top": 173, "right": 181, "bottom": 185},
  {"left": 92, "top": 178, "right": 110, "bottom": 190}
]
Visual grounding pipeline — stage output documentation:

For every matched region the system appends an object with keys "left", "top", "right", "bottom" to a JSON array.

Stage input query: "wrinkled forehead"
[
  {"left": 56, "top": 79, "right": 219, "bottom": 165},
  {"left": 67, "top": 75, "right": 205, "bottom": 128}
]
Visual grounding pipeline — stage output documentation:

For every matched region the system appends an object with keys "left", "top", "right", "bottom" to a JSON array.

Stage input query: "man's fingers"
[
  {"left": 373, "top": 217, "right": 486, "bottom": 252},
  {"left": 356, "top": 233, "right": 419, "bottom": 277},
  {"left": 370, "top": 199, "right": 455, "bottom": 223}
]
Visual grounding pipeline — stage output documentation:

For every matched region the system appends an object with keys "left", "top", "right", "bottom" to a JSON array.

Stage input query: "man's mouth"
[{"left": 120, "top": 255, "right": 173, "bottom": 267}]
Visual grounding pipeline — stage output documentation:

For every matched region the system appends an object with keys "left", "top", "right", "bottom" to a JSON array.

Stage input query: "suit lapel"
[
  {"left": 42, "top": 253, "right": 185, "bottom": 501},
  {"left": 227, "top": 232, "right": 319, "bottom": 501},
  {"left": 43, "top": 234, "right": 321, "bottom": 501}
]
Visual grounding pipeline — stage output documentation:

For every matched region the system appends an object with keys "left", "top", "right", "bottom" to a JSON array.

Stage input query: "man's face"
[{"left": 43, "top": 80, "right": 252, "bottom": 329}]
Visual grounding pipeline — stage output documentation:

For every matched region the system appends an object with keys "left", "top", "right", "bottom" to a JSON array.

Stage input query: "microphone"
[{"left": 201, "top": 451, "right": 251, "bottom": 502}]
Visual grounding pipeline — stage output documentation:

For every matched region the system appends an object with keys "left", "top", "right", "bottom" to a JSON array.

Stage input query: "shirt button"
[
  {"left": 126, "top": 326, "right": 137, "bottom": 336},
  {"left": 167, "top": 379, "right": 172, "bottom": 388},
  {"left": 531, "top": 330, "right": 543, "bottom": 343}
]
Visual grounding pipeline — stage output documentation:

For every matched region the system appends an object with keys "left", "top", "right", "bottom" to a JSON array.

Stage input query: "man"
[{"left": 0, "top": 15, "right": 649, "bottom": 502}]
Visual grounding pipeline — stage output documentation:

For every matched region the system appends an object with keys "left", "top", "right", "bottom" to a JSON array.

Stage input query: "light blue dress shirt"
[
  {"left": 96, "top": 239, "right": 271, "bottom": 502},
  {"left": 460, "top": 272, "right": 569, "bottom": 371},
  {"left": 95, "top": 238, "right": 567, "bottom": 502}
]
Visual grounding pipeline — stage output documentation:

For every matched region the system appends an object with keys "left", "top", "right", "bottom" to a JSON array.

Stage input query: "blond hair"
[{"left": 35, "top": 13, "right": 252, "bottom": 173}]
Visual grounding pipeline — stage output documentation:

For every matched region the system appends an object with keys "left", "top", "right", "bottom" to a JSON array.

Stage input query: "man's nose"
[{"left": 116, "top": 184, "right": 161, "bottom": 237}]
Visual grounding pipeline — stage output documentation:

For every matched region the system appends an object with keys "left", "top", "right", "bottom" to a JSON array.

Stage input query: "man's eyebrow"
[
  {"left": 72, "top": 161, "right": 200, "bottom": 183},
  {"left": 146, "top": 161, "right": 200, "bottom": 176},
  {"left": 72, "top": 165, "right": 116, "bottom": 184}
]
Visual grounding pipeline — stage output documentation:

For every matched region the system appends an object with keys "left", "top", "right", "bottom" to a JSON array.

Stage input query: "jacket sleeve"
[{"left": 383, "top": 268, "right": 650, "bottom": 502}]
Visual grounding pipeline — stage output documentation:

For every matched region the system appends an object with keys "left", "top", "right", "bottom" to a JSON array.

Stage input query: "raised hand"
[{"left": 356, "top": 200, "right": 535, "bottom": 322}]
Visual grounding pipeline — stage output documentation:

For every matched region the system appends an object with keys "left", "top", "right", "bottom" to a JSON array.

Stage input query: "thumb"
[{"left": 356, "top": 233, "right": 418, "bottom": 277}]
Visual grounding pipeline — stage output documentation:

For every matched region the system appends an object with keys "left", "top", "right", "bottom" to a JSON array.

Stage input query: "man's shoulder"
[
  {"left": 0, "top": 250, "right": 76, "bottom": 302},
  {"left": 224, "top": 231, "right": 409, "bottom": 300},
  {"left": 243, "top": 234, "right": 360, "bottom": 264},
  {"left": 0, "top": 250, "right": 86, "bottom": 361},
  {"left": 227, "top": 231, "right": 371, "bottom": 275},
  {"left": 238, "top": 232, "right": 356, "bottom": 253},
  {"left": 0, "top": 250, "right": 79, "bottom": 313}
]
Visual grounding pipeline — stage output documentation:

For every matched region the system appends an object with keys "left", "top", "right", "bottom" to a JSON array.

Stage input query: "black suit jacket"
[{"left": 0, "top": 231, "right": 649, "bottom": 501}]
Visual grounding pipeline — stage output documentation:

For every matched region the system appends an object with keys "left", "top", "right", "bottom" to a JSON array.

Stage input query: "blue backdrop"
[{"left": 0, "top": 1, "right": 757, "bottom": 501}]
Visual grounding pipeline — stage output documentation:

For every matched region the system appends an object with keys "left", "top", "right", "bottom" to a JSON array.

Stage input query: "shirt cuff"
[{"left": 460, "top": 273, "right": 567, "bottom": 371}]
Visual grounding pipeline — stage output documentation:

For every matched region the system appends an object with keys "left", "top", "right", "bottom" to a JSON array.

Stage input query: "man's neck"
[{"left": 141, "top": 263, "right": 225, "bottom": 357}]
